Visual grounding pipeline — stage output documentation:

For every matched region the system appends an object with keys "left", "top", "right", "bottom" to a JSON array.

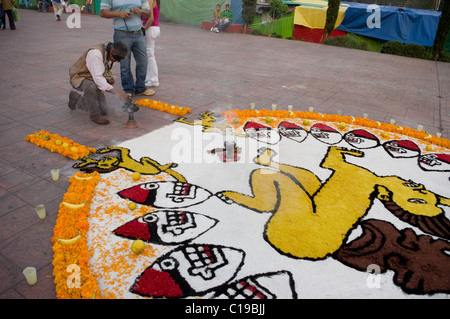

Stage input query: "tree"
[
  {"left": 323, "top": 0, "right": 341, "bottom": 43},
  {"left": 242, "top": 0, "right": 258, "bottom": 34},
  {"left": 433, "top": 0, "right": 450, "bottom": 61},
  {"left": 268, "top": 0, "right": 288, "bottom": 37}
]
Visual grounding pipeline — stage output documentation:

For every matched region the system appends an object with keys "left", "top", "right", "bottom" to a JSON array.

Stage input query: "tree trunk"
[{"left": 433, "top": 0, "right": 450, "bottom": 60}]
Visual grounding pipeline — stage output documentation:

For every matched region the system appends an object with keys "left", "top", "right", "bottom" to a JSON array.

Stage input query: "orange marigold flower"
[{"left": 52, "top": 171, "right": 101, "bottom": 299}]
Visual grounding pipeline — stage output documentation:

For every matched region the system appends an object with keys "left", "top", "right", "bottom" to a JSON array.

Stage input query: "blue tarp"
[
  {"left": 231, "top": 0, "right": 245, "bottom": 25},
  {"left": 337, "top": 2, "right": 441, "bottom": 47}
]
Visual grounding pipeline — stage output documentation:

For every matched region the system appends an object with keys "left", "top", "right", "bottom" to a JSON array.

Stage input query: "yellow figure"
[
  {"left": 176, "top": 112, "right": 246, "bottom": 137},
  {"left": 176, "top": 112, "right": 230, "bottom": 133},
  {"left": 221, "top": 147, "right": 450, "bottom": 260},
  {"left": 74, "top": 146, "right": 186, "bottom": 182}
]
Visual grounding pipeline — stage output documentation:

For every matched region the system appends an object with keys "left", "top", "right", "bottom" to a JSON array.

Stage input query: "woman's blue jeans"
[{"left": 113, "top": 29, "right": 148, "bottom": 95}]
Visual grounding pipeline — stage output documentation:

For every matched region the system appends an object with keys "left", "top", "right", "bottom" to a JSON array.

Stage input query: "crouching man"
[{"left": 69, "top": 41, "right": 130, "bottom": 125}]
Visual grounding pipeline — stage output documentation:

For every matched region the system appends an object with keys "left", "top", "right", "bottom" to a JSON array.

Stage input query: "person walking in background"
[
  {"left": 216, "top": 3, "right": 232, "bottom": 33},
  {"left": 0, "top": 0, "right": 16, "bottom": 30},
  {"left": 100, "top": 0, "right": 155, "bottom": 97},
  {"left": 142, "top": 0, "right": 160, "bottom": 88},
  {"left": 51, "top": 0, "right": 64, "bottom": 21},
  {"left": 38, "top": 0, "right": 52, "bottom": 12},
  {"left": 211, "top": 4, "right": 221, "bottom": 32},
  {"left": 85, "top": 0, "right": 91, "bottom": 13}
]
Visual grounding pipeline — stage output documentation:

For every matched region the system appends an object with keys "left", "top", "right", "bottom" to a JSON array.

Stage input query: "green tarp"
[{"left": 161, "top": 0, "right": 226, "bottom": 26}]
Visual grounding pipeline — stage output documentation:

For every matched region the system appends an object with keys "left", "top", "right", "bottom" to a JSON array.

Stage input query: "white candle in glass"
[
  {"left": 51, "top": 169, "right": 60, "bottom": 181},
  {"left": 35, "top": 204, "right": 46, "bottom": 219},
  {"left": 23, "top": 267, "right": 37, "bottom": 285}
]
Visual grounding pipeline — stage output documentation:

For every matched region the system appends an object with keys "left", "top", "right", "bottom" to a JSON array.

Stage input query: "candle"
[
  {"left": 417, "top": 125, "right": 423, "bottom": 131},
  {"left": 23, "top": 267, "right": 37, "bottom": 285},
  {"left": 35, "top": 204, "right": 46, "bottom": 219},
  {"left": 436, "top": 132, "right": 442, "bottom": 138},
  {"left": 363, "top": 113, "right": 368, "bottom": 119},
  {"left": 272, "top": 104, "right": 277, "bottom": 111},
  {"left": 337, "top": 110, "right": 342, "bottom": 116},
  {"left": 250, "top": 103, "right": 255, "bottom": 110},
  {"left": 309, "top": 107, "right": 314, "bottom": 112},
  {"left": 390, "top": 119, "right": 396, "bottom": 125},
  {"left": 288, "top": 105, "right": 293, "bottom": 111},
  {"left": 51, "top": 169, "right": 60, "bottom": 181}
]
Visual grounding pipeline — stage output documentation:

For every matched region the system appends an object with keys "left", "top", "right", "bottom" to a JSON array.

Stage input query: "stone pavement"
[{"left": 0, "top": 9, "right": 448, "bottom": 299}]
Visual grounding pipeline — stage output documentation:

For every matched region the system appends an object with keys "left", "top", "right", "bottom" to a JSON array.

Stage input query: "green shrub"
[
  {"left": 381, "top": 41, "right": 429, "bottom": 59},
  {"left": 324, "top": 36, "right": 370, "bottom": 51},
  {"left": 251, "top": 29, "right": 263, "bottom": 36},
  {"left": 438, "top": 50, "right": 450, "bottom": 62}
]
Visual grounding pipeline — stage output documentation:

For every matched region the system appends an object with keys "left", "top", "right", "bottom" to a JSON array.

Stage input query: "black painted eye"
[
  {"left": 141, "top": 183, "right": 159, "bottom": 190},
  {"left": 160, "top": 257, "right": 178, "bottom": 271},
  {"left": 142, "top": 214, "right": 158, "bottom": 223}
]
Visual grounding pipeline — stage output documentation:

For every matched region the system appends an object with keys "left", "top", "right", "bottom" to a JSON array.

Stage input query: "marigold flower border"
[
  {"left": 52, "top": 171, "right": 102, "bottom": 299},
  {"left": 222, "top": 109, "right": 449, "bottom": 149}
]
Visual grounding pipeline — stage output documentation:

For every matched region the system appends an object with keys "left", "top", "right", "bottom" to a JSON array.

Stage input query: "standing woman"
[
  {"left": 0, "top": 0, "right": 16, "bottom": 30},
  {"left": 143, "top": 0, "right": 160, "bottom": 88}
]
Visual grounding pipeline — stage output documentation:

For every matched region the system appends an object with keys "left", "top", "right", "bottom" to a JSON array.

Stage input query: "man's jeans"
[
  {"left": 113, "top": 29, "right": 148, "bottom": 95},
  {"left": 217, "top": 21, "right": 231, "bottom": 32}
]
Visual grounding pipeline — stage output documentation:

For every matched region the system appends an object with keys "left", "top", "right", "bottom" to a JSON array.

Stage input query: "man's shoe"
[
  {"left": 68, "top": 90, "right": 80, "bottom": 110},
  {"left": 90, "top": 115, "right": 110, "bottom": 125},
  {"left": 137, "top": 89, "right": 155, "bottom": 96},
  {"left": 56, "top": 14, "right": 61, "bottom": 21}
]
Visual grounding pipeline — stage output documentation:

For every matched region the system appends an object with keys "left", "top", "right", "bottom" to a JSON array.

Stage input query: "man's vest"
[{"left": 69, "top": 43, "right": 108, "bottom": 89}]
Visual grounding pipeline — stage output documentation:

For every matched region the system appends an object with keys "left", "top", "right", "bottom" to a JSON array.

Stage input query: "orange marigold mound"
[
  {"left": 26, "top": 130, "right": 96, "bottom": 160},
  {"left": 135, "top": 98, "right": 191, "bottom": 116}
]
